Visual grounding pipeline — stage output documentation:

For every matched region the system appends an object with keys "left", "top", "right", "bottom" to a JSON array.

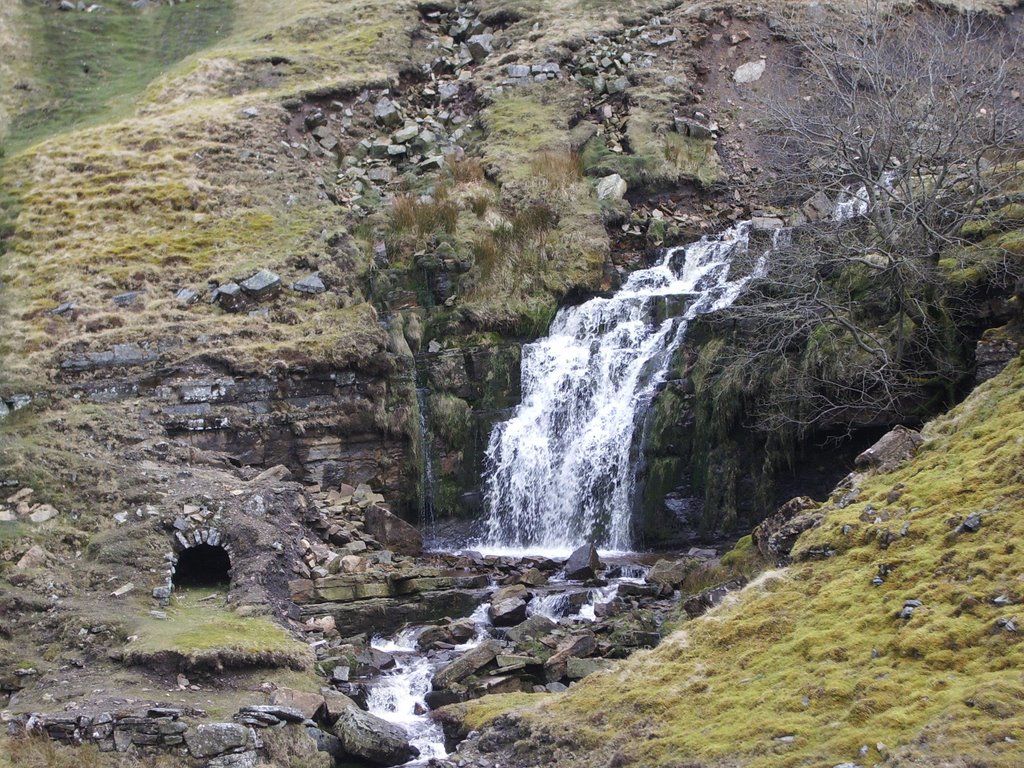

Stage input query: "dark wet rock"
[
  {"left": 489, "top": 583, "right": 530, "bottom": 626},
  {"left": 855, "top": 426, "right": 924, "bottom": 473},
  {"left": 564, "top": 544, "right": 602, "bottom": 580},
  {"left": 330, "top": 694, "right": 419, "bottom": 766},
  {"left": 432, "top": 639, "right": 500, "bottom": 690}
]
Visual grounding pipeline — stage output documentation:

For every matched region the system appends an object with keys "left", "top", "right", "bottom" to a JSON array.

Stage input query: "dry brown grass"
[
  {"left": 530, "top": 150, "right": 583, "bottom": 191},
  {"left": 0, "top": 735, "right": 180, "bottom": 768}
]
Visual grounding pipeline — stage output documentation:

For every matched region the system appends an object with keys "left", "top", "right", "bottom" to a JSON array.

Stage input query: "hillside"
[{"left": 1, "top": 0, "right": 1023, "bottom": 767}]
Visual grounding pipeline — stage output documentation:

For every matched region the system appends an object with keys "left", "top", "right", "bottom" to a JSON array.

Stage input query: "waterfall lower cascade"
[{"left": 481, "top": 222, "right": 781, "bottom": 552}]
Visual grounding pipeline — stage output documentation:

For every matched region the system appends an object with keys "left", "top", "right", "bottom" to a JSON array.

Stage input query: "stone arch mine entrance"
[{"left": 172, "top": 543, "right": 231, "bottom": 588}]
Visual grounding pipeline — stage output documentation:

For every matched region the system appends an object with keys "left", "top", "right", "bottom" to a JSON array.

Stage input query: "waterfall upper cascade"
[{"left": 480, "top": 221, "right": 785, "bottom": 553}]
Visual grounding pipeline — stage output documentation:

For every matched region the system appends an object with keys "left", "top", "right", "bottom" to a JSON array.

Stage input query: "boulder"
[
  {"left": 363, "top": 505, "right": 423, "bottom": 555},
  {"left": 855, "top": 426, "right": 924, "bottom": 473},
  {"left": 240, "top": 269, "right": 282, "bottom": 300},
  {"left": 293, "top": 274, "right": 327, "bottom": 295},
  {"left": 214, "top": 282, "right": 247, "bottom": 312},
  {"left": 432, "top": 639, "right": 500, "bottom": 690},
  {"left": 752, "top": 495, "right": 822, "bottom": 563},
  {"left": 185, "top": 723, "right": 252, "bottom": 759},
  {"left": 564, "top": 544, "right": 602, "bottom": 580},
  {"left": 489, "top": 583, "right": 530, "bottom": 626},
  {"left": 506, "top": 614, "right": 557, "bottom": 645},
  {"left": 647, "top": 561, "right": 696, "bottom": 593},
  {"left": 544, "top": 632, "right": 597, "bottom": 681},
  {"left": 28, "top": 504, "right": 58, "bottom": 523},
  {"left": 15, "top": 545, "right": 51, "bottom": 570},
  {"left": 801, "top": 190, "right": 834, "bottom": 222},
  {"left": 566, "top": 657, "right": 615, "bottom": 679},
  {"left": 733, "top": 59, "right": 766, "bottom": 83},
  {"left": 330, "top": 695, "right": 419, "bottom": 766},
  {"left": 269, "top": 688, "right": 325, "bottom": 721},
  {"left": 595, "top": 173, "right": 627, "bottom": 201},
  {"left": 374, "top": 98, "right": 402, "bottom": 129},
  {"left": 466, "top": 34, "right": 493, "bottom": 62}
]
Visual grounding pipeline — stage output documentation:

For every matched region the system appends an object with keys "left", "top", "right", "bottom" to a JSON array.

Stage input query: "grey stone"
[
  {"left": 50, "top": 301, "right": 76, "bottom": 316},
  {"left": 330, "top": 695, "right": 418, "bottom": 765},
  {"left": 674, "top": 117, "right": 713, "bottom": 140},
  {"left": 391, "top": 124, "right": 420, "bottom": 144},
  {"left": 606, "top": 76, "right": 630, "bottom": 94},
  {"left": 855, "top": 426, "right": 924, "bottom": 474},
  {"left": 239, "top": 269, "right": 282, "bottom": 299},
  {"left": 566, "top": 657, "right": 615, "bottom": 679},
  {"left": 733, "top": 59, "right": 766, "bottom": 83},
  {"left": 507, "top": 64, "right": 531, "bottom": 78},
  {"left": 293, "top": 274, "right": 326, "bottom": 294},
  {"left": 595, "top": 173, "right": 627, "bottom": 201},
  {"left": 899, "top": 599, "right": 922, "bottom": 620},
  {"left": 214, "top": 282, "right": 247, "bottom": 312},
  {"left": 374, "top": 98, "right": 402, "bottom": 129},
  {"left": 506, "top": 614, "right": 558, "bottom": 645},
  {"left": 185, "top": 723, "right": 251, "bottom": 759},
  {"left": 801, "top": 190, "right": 835, "bottom": 222},
  {"left": 112, "top": 291, "right": 141, "bottom": 307},
  {"left": 564, "top": 543, "right": 602, "bottom": 580},
  {"left": 175, "top": 287, "right": 199, "bottom": 305},
  {"left": 466, "top": 34, "right": 494, "bottom": 62},
  {"left": 433, "top": 639, "right": 500, "bottom": 689},
  {"left": 957, "top": 513, "right": 983, "bottom": 534}
]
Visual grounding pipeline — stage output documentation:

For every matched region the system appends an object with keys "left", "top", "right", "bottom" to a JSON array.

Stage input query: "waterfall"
[
  {"left": 479, "top": 222, "right": 779, "bottom": 553},
  {"left": 415, "top": 385, "right": 437, "bottom": 534}
]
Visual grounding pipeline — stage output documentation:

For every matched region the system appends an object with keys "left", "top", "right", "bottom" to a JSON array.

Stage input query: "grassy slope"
[
  {"left": 0, "top": 0, "right": 417, "bottom": 389},
  {"left": 475, "top": 353, "right": 1024, "bottom": 767}
]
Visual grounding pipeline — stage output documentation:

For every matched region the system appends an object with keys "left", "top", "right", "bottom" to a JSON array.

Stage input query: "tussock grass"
[
  {"left": 0, "top": 735, "right": 181, "bottom": 768},
  {"left": 494, "top": 356, "right": 1024, "bottom": 767}
]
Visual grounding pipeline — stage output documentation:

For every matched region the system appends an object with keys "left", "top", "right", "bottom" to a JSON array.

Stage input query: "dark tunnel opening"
[{"left": 172, "top": 544, "right": 231, "bottom": 588}]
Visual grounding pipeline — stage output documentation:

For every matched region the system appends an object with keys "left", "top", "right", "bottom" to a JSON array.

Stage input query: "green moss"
[
  {"left": 129, "top": 588, "right": 310, "bottom": 667},
  {"left": 463, "top": 692, "right": 550, "bottom": 731}
]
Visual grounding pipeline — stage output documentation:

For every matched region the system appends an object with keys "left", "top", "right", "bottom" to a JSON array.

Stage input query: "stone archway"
[{"left": 172, "top": 543, "right": 231, "bottom": 588}]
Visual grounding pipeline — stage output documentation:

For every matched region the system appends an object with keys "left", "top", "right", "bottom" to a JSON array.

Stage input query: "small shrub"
[{"left": 469, "top": 193, "right": 491, "bottom": 217}]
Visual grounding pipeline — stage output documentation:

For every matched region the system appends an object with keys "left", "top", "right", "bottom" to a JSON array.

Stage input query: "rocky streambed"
[{"left": 306, "top": 542, "right": 733, "bottom": 766}]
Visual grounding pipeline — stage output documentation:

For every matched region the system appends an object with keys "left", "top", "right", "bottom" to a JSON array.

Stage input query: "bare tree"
[{"left": 717, "top": 3, "right": 1024, "bottom": 435}]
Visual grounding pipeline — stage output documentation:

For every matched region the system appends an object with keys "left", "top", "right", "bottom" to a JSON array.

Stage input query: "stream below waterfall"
[{"left": 361, "top": 558, "right": 656, "bottom": 765}]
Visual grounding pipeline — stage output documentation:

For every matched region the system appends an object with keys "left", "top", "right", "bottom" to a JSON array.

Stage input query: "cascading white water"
[
  {"left": 368, "top": 631, "right": 448, "bottom": 764},
  {"left": 480, "top": 222, "right": 775, "bottom": 552}
]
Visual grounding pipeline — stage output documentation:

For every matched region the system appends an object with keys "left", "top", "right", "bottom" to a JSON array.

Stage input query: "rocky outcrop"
[
  {"left": 854, "top": 426, "right": 924, "bottom": 474},
  {"left": 363, "top": 504, "right": 423, "bottom": 555},
  {"left": 752, "top": 496, "right": 822, "bottom": 564}
]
